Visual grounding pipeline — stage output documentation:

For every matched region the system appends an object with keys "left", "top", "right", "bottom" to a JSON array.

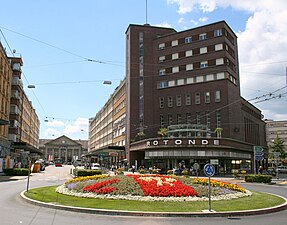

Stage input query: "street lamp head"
[{"left": 27, "top": 85, "right": 36, "bottom": 88}]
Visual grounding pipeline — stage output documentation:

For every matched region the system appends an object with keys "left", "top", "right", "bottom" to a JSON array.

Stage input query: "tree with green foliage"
[
  {"left": 214, "top": 127, "right": 223, "bottom": 138},
  {"left": 157, "top": 127, "right": 168, "bottom": 137},
  {"left": 270, "top": 135, "right": 286, "bottom": 159}
]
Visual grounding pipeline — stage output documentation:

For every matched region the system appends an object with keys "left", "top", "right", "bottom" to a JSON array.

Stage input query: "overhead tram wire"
[{"left": 0, "top": 25, "right": 121, "bottom": 66}]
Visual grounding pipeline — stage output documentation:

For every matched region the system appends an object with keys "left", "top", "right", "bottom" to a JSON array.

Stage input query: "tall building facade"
[
  {"left": 0, "top": 42, "right": 12, "bottom": 171},
  {"left": 8, "top": 57, "right": 41, "bottom": 167},
  {"left": 265, "top": 119, "right": 287, "bottom": 154},
  {"left": 125, "top": 21, "right": 267, "bottom": 173},
  {"left": 88, "top": 80, "right": 126, "bottom": 167}
]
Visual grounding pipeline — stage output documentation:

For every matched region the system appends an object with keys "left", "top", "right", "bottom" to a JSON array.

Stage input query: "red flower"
[
  {"left": 130, "top": 175, "right": 198, "bottom": 197},
  {"left": 83, "top": 178, "right": 119, "bottom": 194}
]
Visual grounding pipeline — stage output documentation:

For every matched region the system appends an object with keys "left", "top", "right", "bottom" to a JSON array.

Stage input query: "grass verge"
[{"left": 24, "top": 185, "right": 285, "bottom": 212}]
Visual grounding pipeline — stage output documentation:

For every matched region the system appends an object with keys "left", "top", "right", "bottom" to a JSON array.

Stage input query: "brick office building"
[{"left": 125, "top": 21, "right": 267, "bottom": 173}]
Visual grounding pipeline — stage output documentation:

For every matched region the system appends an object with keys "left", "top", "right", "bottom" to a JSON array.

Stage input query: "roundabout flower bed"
[{"left": 56, "top": 174, "right": 251, "bottom": 202}]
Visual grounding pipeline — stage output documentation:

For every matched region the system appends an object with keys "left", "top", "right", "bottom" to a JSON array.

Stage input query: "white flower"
[{"left": 56, "top": 185, "right": 252, "bottom": 202}]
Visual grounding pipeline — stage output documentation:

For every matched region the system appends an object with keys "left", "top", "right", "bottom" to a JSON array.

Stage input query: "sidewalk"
[{"left": 0, "top": 175, "right": 27, "bottom": 182}]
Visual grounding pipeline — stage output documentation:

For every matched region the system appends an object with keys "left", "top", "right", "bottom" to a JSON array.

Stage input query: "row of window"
[
  {"left": 158, "top": 43, "right": 235, "bottom": 63},
  {"left": 159, "top": 91, "right": 221, "bottom": 109},
  {"left": 159, "top": 111, "right": 221, "bottom": 128},
  {"left": 158, "top": 28, "right": 235, "bottom": 50},
  {"left": 158, "top": 72, "right": 237, "bottom": 89},
  {"left": 159, "top": 57, "right": 233, "bottom": 76}
]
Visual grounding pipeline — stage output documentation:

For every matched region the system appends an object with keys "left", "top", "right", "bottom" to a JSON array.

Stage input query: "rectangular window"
[
  {"left": 199, "top": 33, "right": 207, "bottom": 40},
  {"left": 186, "top": 113, "right": 191, "bottom": 124},
  {"left": 215, "top": 90, "right": 221, "bottom": 102},
  {"left": 177, "top": 79, "right": 184, "bottom": 85},
  {"left": 158, "top": 81, "right": 168, "bottom": 88},
  {"left": 206, "top": 74, "right": 214, "bottom": 81},
  {"left": 172, "top": 53, "right": 179, "bottom": 60},
  {"left": 185, "top": 94, "right": 191, "bottom": 105},
  {"left": 159, "top": 43, "right": 165, "bottom": 50},
  {"left": 186, "top": 63, "right": 193, "bottom": 71},
  {"left": 195, "top": 92, "right": 200, "bottom": 104},
  {"left": 196, "top": 112, "right": 200, "bottom": 125},
  {"left": 160, "top": 114, "right": 164, "bottom": 127},
  {"left": 205, "top": 92, "right": 210, "bottom": 103},
  {"left": 217, "top": 72, "right": 225, "bottom": 79},
  {"left": 200, "top": 61, "right": 208, "bottom": 68},
  {"left": 196, "top": 76, "right": 204, "bottom": 83},
  {"left": 168, "top": 96, "right": 173, "bottom": 107},
  {"left": 168, "top": 80, "right": 175, "bottom": 87},
  {"left": 216, "top": 58, "right": 224, "bottom": 65},
  {"left": 185, "top": 37, "right": 192, "bottom": 43},
  {"left": 172, "top": 40, "right": 178, "bottom": 46},
  {"left": 159, "top": 69, "right": 166, "bottom": 76},
  {"left": 186, "top": 77, "right": 194, "bottom": 84},
  {"left": 200, "top": 47, "right": 207, "bottom": 54},
  {"left": 172, "top": 66, "right": 179, "bottom": 73},
  {"left": 159, "top": 97, "right": 164, "bottom": 108},
  {"left": 214, "top": 29, "right": 222, "bottom": 37},
  {"left": 185, "top": 50, "right": 193, "bottom": 57},
  {"left": 206, "top": 112, "right": 211, "bottom": 129},
  {"left": 215, "top": 43, "right": 223, "bottom": 51},
  {"left": 216, "top": 111, "right": 221, "bottom": 128},
  {"left": 176, "top": 95, "right": 182, "bottom": 107},
  {"left": 168, "top": 114, "right": 173, "bottom": 126},
  {"left": 159, "top": 56, "right": 165, "bottom": 62},
  {"left": 177, "top": 114, "right": 182, "bottom": 125}
]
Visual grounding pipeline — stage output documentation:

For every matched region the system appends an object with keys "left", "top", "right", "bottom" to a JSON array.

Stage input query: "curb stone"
[{"left": 20, "top": 191, "right": 287, "bottom": 217}]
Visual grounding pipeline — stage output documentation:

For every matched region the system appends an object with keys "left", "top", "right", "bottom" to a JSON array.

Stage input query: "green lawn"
[{"left": 25, "top": 186, "right": 285, "bottom": 212}]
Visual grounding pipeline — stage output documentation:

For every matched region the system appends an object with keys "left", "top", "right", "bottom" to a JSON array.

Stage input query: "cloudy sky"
[{"left": 0, "top": 0, "right": 286, "bottom": 140}]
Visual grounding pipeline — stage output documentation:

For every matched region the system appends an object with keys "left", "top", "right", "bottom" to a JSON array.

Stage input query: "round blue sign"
[{"left": 204, "top": 164, "right": 215, "bottom": 177}]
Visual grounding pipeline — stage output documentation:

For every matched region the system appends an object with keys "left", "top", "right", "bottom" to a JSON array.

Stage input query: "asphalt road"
[{"left": 0, "top": 165, "right": 286, "bottom": 225}]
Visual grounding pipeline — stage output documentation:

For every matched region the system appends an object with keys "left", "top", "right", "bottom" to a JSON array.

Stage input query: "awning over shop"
[
  {"left": 85, "top": 146, "right": 125, "bottom": 157},
  {"left": 12, "top": 142, "right": 43, "bottom": 155}
]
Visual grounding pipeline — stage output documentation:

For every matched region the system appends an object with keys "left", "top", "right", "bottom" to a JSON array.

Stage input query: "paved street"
[{"left": 0, "top": 166, "right": 286, "bottom": 225}]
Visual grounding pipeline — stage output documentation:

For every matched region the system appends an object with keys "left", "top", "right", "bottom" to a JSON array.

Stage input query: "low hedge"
[
  {"left": 3, "top": 168, "right": 29, "bottom": 176},
  {"left": 75, "top": 169, "right": 102, "bottom": 177},
  {"left": 245, "top": 174, "right": 272, "bottom": 183}
]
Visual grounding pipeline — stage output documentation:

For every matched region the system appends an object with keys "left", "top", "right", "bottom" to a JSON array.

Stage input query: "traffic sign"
[
  {"left": 254, "top": 146, "right": 263, "bottom": 153},
  {"left": 255, "top": 155, "right": 263, "bottom": 161},
  {"left": 204, "top": 164, "right": 215, "bottom": 177}
]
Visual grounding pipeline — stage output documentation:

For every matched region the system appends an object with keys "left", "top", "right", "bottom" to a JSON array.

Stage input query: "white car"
[
  {"left": 91, "top": 163, "right": 101, "bottom": 170},
  {"left": 276, "top": 166, "right": 287, "bottom": 174}
]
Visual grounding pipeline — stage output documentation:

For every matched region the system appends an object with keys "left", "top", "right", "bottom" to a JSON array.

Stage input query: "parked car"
[
  {"left": 91, "top": 163, "right": 101, "bottom": 170},
  {"left": 54, "top": 158, "right": 63, "bottom": 167},
  {"left": 276, "top": 166, "right": 287, "bottom": 174}
]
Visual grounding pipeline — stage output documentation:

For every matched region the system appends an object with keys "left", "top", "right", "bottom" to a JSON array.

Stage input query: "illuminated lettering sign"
[{"left": 146, "top": 139, "right": 220, "bottom": 146}]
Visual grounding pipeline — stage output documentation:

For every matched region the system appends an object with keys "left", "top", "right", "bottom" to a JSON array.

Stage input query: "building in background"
[
  {"left": 8, "top": 57, "right": 41, "bottom": 167},
  {"left": 88, "top": 80, "right": 126, "bottom": 168},
  {"left": 0, "top": 42, "right": 12, "bottom": 171},
  {"left": 39, "top": 135, "right": 88, "bottom": 164},
  {"left": 125, "top": 21, "right": 267, "bottom": 173},
  {"left": 265, "top": 119, "right": 287, "bottom": 153}
]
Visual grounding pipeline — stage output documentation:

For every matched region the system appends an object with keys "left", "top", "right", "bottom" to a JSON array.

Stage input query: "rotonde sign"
[{"left": 146, "top": 139, "right": 220, "bottom": 146}]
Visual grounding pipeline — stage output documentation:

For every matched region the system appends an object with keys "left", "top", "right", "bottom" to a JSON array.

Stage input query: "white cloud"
[
  {"left": 168, "top": 0, "right": 287, "bottom": 120},
  {"left": 178, "top": 17, "right": 185, "bottom": 23},
  {"left": 154, "top": 22, "right": 172, "bottom": 28},
  {"left": 43, "top": 128, "right": 61, "bottom": 138},
  {"left": 63, "top": 117, "right": 89, "bottom": 136},
  {"left": 45, "top": 119, "right": 65, "bottom": 127},
  {"left": 199, "top": 17, "right": 208, "bottom": 22}
]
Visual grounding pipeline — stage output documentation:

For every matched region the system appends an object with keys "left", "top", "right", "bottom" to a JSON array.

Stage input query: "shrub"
[
  {"left": 245, "top": 174, "right": 272, "bottom": 183},
  {"left": 3, "top": 168, "right": 29, "bottom": 176},
  {"left": 76, "top": 169, "right": 102, "bottom": 177}
]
